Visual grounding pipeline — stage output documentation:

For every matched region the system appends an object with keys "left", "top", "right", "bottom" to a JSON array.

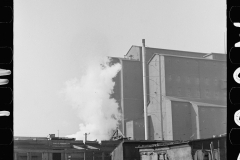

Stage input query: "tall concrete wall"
[
  {"left": 198, "top": 106, "right": 226, "bottom": 138},
  {"left": 171, "top": 101, "right": 193, "bottom": 141},
  {"left": 164, "top": 56, "right": 226, "bottom": 105},
  {"left": 110, "top": 58, "right": 145, "bottom": 139},
  {"left": 121, "top": 60, "right": 144, "bottom": 138},
  {"left": 148, "top": 55, "right": 162, "bottom": 140},
  {"left": 148, "top": 54, "right": 226, "bottom": 140},
  {"left": 111, "top": 47, "right": 226, "bottom": 141}
]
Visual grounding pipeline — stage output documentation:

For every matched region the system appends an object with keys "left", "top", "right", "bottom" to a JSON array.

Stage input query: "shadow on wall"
[{"left": 148, "top": 116, "right": 155, "bottom": 140}]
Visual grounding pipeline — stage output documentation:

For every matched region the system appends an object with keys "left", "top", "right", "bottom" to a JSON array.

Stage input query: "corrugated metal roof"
[
  {"left": 14, "top": 136, "right": 49, "bottom": 140},
  {"left": 137, "top": 135, "right": 226, "bottom": 149},
  {"left": 73, "top": 145, "right": 85, "bottom": 150},
  {"left": 136, "top": 140, "right": 189, "bottom": 149},
  {"left": 86, "top": 145, "right": 100, "bottom": 150}
]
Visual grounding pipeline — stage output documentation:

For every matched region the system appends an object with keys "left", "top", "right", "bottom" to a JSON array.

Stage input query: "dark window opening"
[{"left": 52, "top": 153, "right": 61, "bottom": 160}]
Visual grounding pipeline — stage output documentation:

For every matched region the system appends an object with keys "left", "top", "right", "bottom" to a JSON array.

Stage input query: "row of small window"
[
  {"left": 166, "top": 75, "right": 224, "bottom": 86},
  {"left": 165, "top": 58, "right": 226, "bottom": 68}
]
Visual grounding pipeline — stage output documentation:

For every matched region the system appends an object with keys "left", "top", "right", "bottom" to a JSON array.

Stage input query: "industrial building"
[
  {"left": 110, "top": 44, "right": 226, "bottom": 141},
  {"left": 14, "top": 43, "right": 226, "bottom": 160},
  {"left": 14, "top": 134, "right": 121, "bottom": 160}
]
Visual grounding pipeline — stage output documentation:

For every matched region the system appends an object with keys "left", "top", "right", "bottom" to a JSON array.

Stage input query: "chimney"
[{"left": 49, "top": 134, "right": 55, "bottom": 138}]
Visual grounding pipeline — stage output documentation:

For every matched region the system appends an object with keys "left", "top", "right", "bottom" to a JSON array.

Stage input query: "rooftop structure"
[{"left": 14, "top": 135, "right": 122, "bottom": 160}]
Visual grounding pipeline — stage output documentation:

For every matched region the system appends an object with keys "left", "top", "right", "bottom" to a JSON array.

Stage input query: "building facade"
[
  {"left": 148, "top": 54, "right": 226, "bottom": 140},
  {"left": 110, "top": 45, "right": 226, "bottom": 141},
  {"left": 14, "top": 136, "right": 121, "bottom": 160}
]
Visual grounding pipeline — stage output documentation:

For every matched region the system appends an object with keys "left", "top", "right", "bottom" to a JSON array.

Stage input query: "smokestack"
[
  {"left": 84, "top": 133, "right": 90, "bottom": 142},
  {"left": 142, "top": 39, "right": 148, "bottom": 140},
  {"left": 49, "top": 134, "right": 55, "bottom": 138}
]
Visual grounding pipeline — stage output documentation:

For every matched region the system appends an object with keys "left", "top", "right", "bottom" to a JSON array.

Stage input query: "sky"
[{"left": 14, "top": 0, "right": 226, "bottom": 140}]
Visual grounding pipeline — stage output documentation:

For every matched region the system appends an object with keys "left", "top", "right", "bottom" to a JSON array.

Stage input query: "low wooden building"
[
  {"left": 137, "top": 135, "right": 226, "bottom": 160},
  {"left": 111, "top": 140, "right": 172, "bottom": 160},
  {"left": 14, "top": 136, "right": 121, "bottom": 160}
]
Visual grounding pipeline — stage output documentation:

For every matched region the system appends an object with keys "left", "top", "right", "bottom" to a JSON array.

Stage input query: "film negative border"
[
  {"left": 0, "top": 0, "right": 13, "bottom": 159},
  {"left": 228, "top": 2, "right": 240, "bottom": 160}
]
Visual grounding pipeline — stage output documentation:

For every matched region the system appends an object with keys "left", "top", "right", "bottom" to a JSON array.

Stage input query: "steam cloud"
[{"left": 63, "top": 58, "right": 121, "bottom": 141}]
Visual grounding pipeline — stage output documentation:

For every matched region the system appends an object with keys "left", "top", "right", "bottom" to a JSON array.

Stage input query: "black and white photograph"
[{"left": 14, "top": 1, "right": 226, "bottom": 160}]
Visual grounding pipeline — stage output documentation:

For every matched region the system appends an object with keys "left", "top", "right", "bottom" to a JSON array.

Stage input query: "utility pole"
[
  {"left": 58, "top": 130, "right": 59, "bottom": 138},
  {"left": 84, "top": 133, "right": 90, "bottom": 142}
]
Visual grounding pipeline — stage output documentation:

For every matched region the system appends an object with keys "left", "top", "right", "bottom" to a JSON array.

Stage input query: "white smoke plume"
[{"left": 62, "top": 58, "right": 121, "bottom": 141}]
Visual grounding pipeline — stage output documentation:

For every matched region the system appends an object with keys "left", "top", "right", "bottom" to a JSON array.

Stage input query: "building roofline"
[
  {"left": 189, "top": 134, "right": 226, "bottom": 142},
  {"left": 203, "top": 52, "right": 226, "bottom": 58},
  {"left": 203, "top": 53, "right": 213, "bottom": 58},
  {"left": 112, "top": 140, "right": 172, "bottom": 152},
  {"left": 109, "top": 56, "right": 140, "bottom": 62},
  {"left": 147, "top": 53, "right": 226, "bottom": 64},
  {"left": 137, "top": 135, "right": 226, "bottom": 149},
  {"left": 136, "top": 140, "right": 189, "bottom": 149},
  {"left": 14, "top": 136, "right": 47, "bottom": 138},
  {"left": 130, "top": 45, "right": 209, "bottom": 54},
  {"left": 125, "top": 45, "right": 137, "bottom": 57},
  {"left": 122, "top": 140, "right": 171, "bottom": 143},
  {"left": 14, "top": 136, "right": 49, "bottom": 140}
]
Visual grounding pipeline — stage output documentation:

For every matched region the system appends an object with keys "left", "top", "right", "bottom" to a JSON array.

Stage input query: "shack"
[
  {"left": 111, "top": 140, "right": 171, "bottom": 160},
  {"left": 137, "top": 135, "right": 226, "bottom": 160}
]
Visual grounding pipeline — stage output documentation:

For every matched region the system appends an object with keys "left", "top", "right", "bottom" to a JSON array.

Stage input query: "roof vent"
[{"left": 49, "top": 134, "right": 55, "bottom": 138}]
